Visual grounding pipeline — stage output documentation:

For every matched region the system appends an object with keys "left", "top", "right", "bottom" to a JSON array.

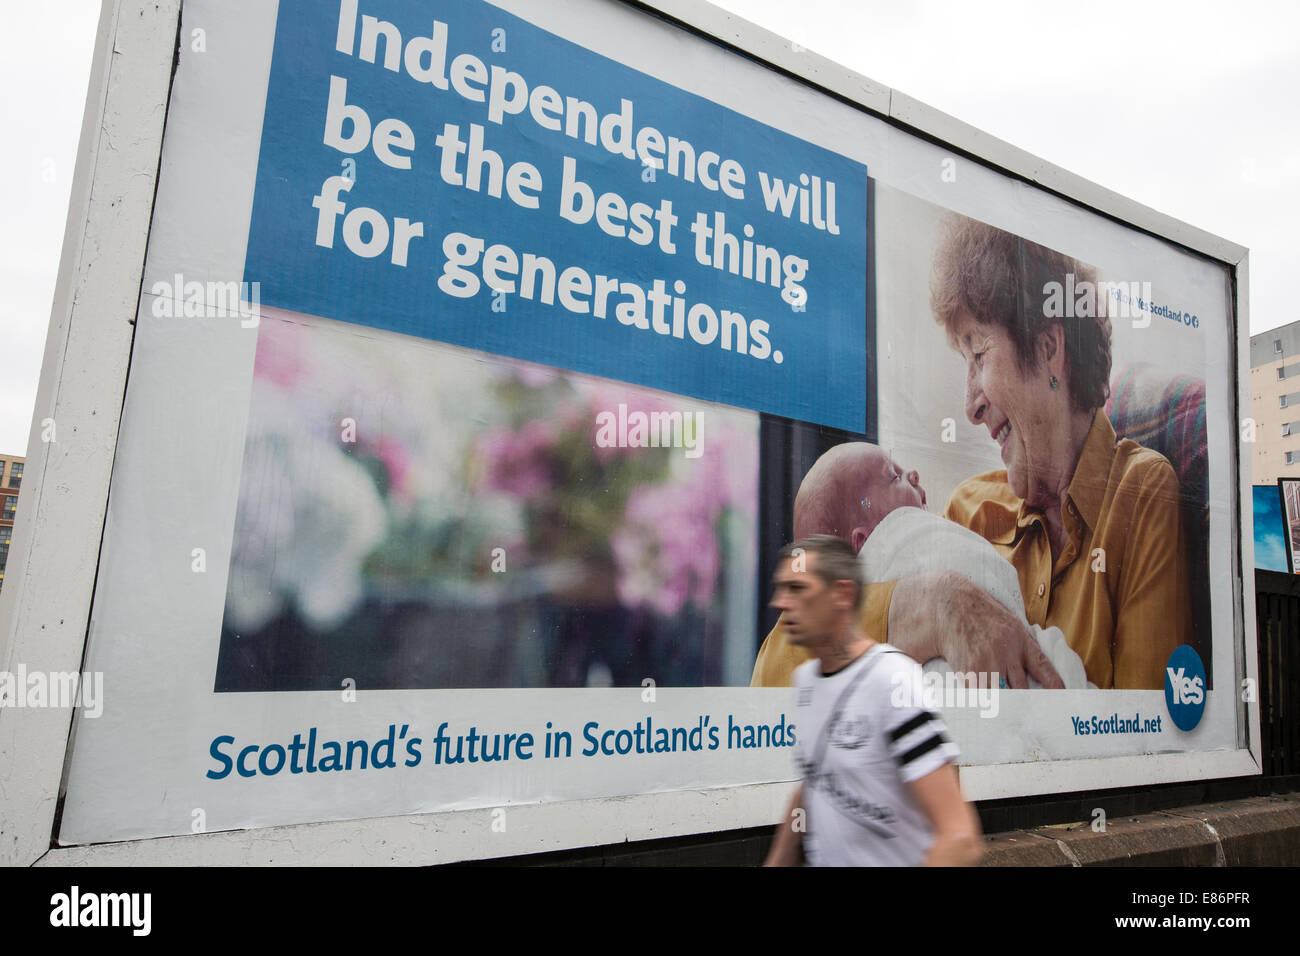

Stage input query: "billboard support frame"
[{"left": 0, "top": 0, "right": 182, "bottom": 868}]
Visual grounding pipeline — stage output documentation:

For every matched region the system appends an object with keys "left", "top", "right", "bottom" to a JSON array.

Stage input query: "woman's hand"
[{"left": 887, "top": 571, "right": 1065, "bottom": 689}]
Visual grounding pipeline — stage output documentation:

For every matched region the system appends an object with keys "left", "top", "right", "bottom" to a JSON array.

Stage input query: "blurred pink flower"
[
  {"left": 475, "top": 418, "right": 559, "bottom": 501},
  {"left": 252, "top": 319, "right": 307, "bottom": 388},
  {"left": 510, "top": 359, "right": 560, "bottom": 388},
  {"left": 614, "top": 466, "right": 723, "bottom": 617},
  {"left": 585, "top": 385, "right": 696, "bottom": 464},
  {"left": 375, "top": 435, "right": 413, "bottom": 500},
  {"left": 608, "top": 410, "right": 758, "bottom": 616}
]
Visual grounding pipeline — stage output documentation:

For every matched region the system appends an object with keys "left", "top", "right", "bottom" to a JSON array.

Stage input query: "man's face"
[{"left": 770, "top": 552, "right": 844, "bottom": 646}]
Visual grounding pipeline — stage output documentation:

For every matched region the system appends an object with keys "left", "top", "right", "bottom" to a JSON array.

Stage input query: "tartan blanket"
[{"left": 1104, "top": 362, "right": 1208, "bottom": 535}]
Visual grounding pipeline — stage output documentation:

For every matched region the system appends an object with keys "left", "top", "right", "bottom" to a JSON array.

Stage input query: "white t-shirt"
[{"left": 794, "top": 644, "right": 960, "bottom": 866}]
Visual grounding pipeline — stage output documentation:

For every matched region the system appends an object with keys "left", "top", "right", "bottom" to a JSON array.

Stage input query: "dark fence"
[{"left": 1256, "top": 569, "right": 1300, "bottom": 777}]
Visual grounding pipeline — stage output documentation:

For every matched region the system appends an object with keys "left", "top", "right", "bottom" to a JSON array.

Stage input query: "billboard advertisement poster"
[
  {"left": 57, "top": 0, "right": 1246, "bottom": 847},
  {"left": 1278, "top": 478, "right": 1300, "bottom": 573},
  {"left": 1254, "top": 484, "right": 1289, "bottom": 572}
]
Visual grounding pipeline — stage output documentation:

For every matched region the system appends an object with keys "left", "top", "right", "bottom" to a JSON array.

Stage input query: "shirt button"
[{"left": 1037, "top": 583, "right": 1046, "bottom": 597}]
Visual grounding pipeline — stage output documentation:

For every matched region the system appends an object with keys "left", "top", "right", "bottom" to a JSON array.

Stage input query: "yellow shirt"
[{"left": 751, "top": 412, "right": 1190, "bottom": 689}]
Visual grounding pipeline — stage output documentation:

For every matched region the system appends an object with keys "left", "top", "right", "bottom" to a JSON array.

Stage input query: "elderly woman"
[{"left": 754, "top": 216, "right": 1191, "bottom": 690}]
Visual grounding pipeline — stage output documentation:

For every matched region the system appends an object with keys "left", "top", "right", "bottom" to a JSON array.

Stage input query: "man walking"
[{"left": 764, "top": 535, "right": 983, "bottom": 866}]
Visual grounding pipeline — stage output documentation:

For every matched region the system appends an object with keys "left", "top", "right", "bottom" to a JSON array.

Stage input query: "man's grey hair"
[{"left": 778, "top": 534, "right": 863, "bottom": 611}]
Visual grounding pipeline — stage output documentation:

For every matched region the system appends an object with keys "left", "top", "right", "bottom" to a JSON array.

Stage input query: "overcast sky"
[{"left": 2, "top": 0, "right": 1297, "bottom": 456}]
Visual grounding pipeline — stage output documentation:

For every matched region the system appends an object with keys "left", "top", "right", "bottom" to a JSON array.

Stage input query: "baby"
[{"left": 794, "top": 442, "right": 1091, "bottom": 688}]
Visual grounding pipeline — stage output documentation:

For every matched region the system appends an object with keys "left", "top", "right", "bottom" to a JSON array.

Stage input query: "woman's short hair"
[{"left": 931, "top": 214, "right": 1112, "bottom": 413}]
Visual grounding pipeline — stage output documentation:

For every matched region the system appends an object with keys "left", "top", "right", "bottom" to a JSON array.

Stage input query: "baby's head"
[{"left": 793, "top": 442, "right": 926, "bottom": 555}]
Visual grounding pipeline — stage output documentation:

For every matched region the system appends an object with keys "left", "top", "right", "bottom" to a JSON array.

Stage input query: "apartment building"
[
  {"left": 0, "top": 453, "right": 23, "bottom": 593},
  {"left": 1250, "top": 322, "right": 1300, "bottom": 485}
]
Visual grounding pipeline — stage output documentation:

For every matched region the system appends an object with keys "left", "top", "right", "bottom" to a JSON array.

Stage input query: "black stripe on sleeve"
[
  {"left": 897, "top": 733, "right": 950, "bottom": 768},
  {"left": 888, "top": 711, "right": 934, "bottom": 742}
]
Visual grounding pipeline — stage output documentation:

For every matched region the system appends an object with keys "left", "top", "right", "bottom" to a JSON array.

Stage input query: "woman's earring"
[{"left": 1049, "top": 375, "right": 1059, "bottom": 391}]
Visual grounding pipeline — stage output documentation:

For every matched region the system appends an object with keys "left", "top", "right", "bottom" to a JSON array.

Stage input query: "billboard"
[
  {"left": 8, "top": 0, "right": 1254, "bottom": 860},
  {"left": 1278, "top": 479, "right": 1300, "bottom": 573}
]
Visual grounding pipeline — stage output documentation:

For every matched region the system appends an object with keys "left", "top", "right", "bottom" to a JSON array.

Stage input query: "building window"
[
  {"left": 1277, "top": 339, "right": 1284, "bottom": 354},
  {"left": 1281, "top": 367, "right": 1288, "bottom": 380},
  {"left": 1, "top": 495, "right": 13, "bottom": 521},
  {"left": 1285, "top": 423, "right": 1292, "bottom": 437},
  {"left": 1289, "top": 451, "right": 1298, "bottom": 465},
  {"left": 6, "top": 463, "right": 18, "bottom": 490},
  {"left": 1283, "top": 395, "right": 1290, "bottom": 408}
]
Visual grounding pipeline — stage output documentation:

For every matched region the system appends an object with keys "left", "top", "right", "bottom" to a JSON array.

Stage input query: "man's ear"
[
  {"left": 833, "top": 577, "right": 858, "bottom": 612},
  {"left": 851, "top": 527, "right": 869, "bottom": 555}
]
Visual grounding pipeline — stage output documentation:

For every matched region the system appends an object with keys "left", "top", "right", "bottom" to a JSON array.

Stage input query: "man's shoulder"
[
  {"left": 866, "top": 643, "right": 920, "bottom": 678},
  {"left": 792, "top": 658, "right": 820, "bottom": 686},
  {"left": 836, "top": 645, "right": 919, "bottom": 706}
]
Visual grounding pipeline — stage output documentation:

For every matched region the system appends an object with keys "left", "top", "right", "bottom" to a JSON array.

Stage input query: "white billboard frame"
[{"left": 0, "top": 0, "right": 1257, "bottom": 867}]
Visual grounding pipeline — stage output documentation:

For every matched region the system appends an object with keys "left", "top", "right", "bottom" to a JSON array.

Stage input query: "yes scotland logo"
[{"left": 1164, "top": 645, "right": 1206, "bottom": 732}]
